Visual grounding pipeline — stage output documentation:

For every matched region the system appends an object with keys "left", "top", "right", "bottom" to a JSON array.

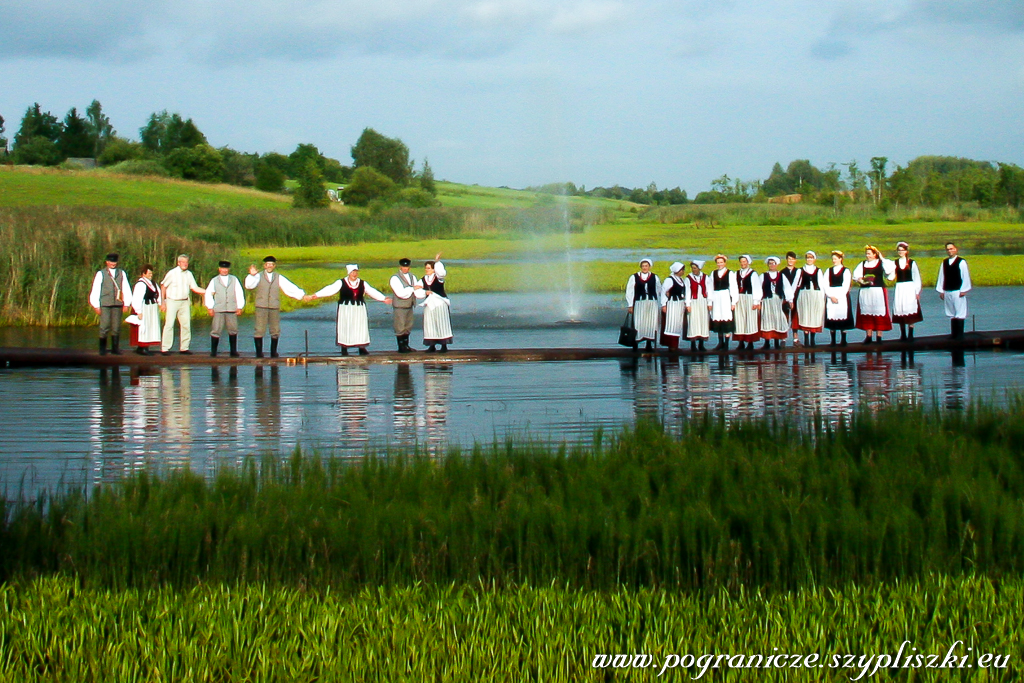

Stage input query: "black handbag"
[{"left": 618, "top": 312, "right": 638, "bottom": 347}]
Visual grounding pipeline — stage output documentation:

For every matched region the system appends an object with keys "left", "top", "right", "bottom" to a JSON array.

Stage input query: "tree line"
[{"left": 0, "top": 101, "right": 438, "bottom": 210}]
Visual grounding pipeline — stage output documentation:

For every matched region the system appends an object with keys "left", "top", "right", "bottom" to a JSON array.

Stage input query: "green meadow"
[{"left": 1, "top": 165, "right": 1022, "bottom": 325}]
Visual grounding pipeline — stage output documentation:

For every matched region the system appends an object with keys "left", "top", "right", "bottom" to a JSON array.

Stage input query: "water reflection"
[
  {"left": 254, "top": 366, "right": 281, "bottom": 440},
  {"left": 337, "top": 365, "right": 370, "bottom": 444},
  {"left": 392, "top": 363, "right": 422, "bottom": 449},
  {"left": 423, "top": 363, "right": 453, "bottom": 455}
]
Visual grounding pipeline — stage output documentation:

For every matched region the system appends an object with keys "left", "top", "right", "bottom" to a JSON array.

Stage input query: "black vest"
[
  {"left": 424, "top": 276, "right": 447, "bottom": 298},
  {"left": 828, "top": 267, "right": 847, "bottom": 287},
  {"left": 666, "top": 276, "right": 685, "bottom": 301},
  {"left": 895, "top": 259, "right": 914, "bottom": 283},
  {"left": 798, "top": 267, "right": 820, "bottom": 291},
  {"left": 137, "top": 279, "right": 160, "bottom": 304},
  {"left": 862, "top": 262, "right": 885, "bottom": 288},
  {"left": 633, "top": 273, "right": 658, "bottom": 300},
  {"left": 339, "top": 280, "right": 366, "bottom": 306},
  {"left": 713, "top": 270, "right": 731, "bottom": 292},
  {"left": 762, "top": 273, "right": 784, "bottom": 299},
  {"left": 782, "top": 267, "right": 799, "bottom": 285},
  {"left": 737, "top": 270, "right": 755, "bottom": 295},
  {"left": 942, "top": 257, "right": 963, "bottom": 291}
]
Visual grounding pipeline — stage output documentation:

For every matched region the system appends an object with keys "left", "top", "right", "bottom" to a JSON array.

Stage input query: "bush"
[
  {"left": 12, "top": 136, "right": 63, "bottom": 166},
  {"left": 341, "top": 166, "right": 396, "bottom": 206},
  {"left": 394, "top": 187, "right": 440, "bottom": 208},
  {"left": 97, "top": 138, "right": 146, "bottom": 166},
  {"left": 107, "top": 160, "right": 170, "bottom": 177},
  {"left": 255, "top": 164, "right": 285, "bottom": 193},
  {"left": 163, "top": 144, "right": 225, "bottom": 182},
  {"left": 292, "top": 159, "right": 330, "bottom": 209}
]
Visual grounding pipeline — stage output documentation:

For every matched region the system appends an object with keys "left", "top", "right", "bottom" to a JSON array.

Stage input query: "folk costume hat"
[
  {"left": 896, "top": 241, "right": 909, "bottom": 250},
  {"left": 346, "top": 264, "right": 359, "bottom": 274},
  {"left": 639, "top": 257, "right": 653, "bottom": 267},
  {"left": 690, "top": 259, "right": 706, "bottom": 269},
  {"left": 764, "top": 256, "right": 781, "bottom": 266},
  {"left": 740, "top": 254, "right": 753, "bottom": 266},
  {"left": 399, "top": 258, "right": 411, "bottom": 267},
  {"left": 865, "top": 245, "right": 882, "bottom": 258},
  {"left": 105, "top": 253, "right": 119, "bottom": 263},
  {"left": 670, "top": 261, "right": 684, "bottom": 274},
  {"left": 219, "top": 260, "right": 231, "bottom": 268},
  {"left": 831, "top": 250, "right": 844, "bottom": 260},
  {"left": 714, "top": 253, "right": 728, "bottom": 263},
  {"left": 263, "top": 256, "right": 277, "bottom": 263},
  {"left": 805, "top": 250, "right": 817, "bottom": 259}
]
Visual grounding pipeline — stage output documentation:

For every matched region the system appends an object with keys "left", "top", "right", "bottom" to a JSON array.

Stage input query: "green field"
[
  {"left": 1, "top": 575, "right": 1019, "bottom": 682},
  {"left": 1, "top": 165, "right": 1022, "bottom": 325},
  {"left": 0, "top": 165, "right": 292, "bottom": 211}
]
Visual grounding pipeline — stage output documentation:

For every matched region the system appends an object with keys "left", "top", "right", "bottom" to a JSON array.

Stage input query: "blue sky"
[{"left": 2, "top": 0, "right": 1022, "bottom": 192}]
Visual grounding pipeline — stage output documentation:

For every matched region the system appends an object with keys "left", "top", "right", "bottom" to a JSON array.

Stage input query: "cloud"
[{"left": 0, "top": 0, "right": 636, "bottom": 64}]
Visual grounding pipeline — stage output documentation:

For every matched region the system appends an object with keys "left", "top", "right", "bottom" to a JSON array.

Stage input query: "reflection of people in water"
[
  {"left": 207, "top": 366, "right": 243, "bottom": 441},
  {"left": 423, "top": 362, "right": 454, "bottom": 455},
  {"left": 392, "top": 364, "right": 421, "bottom": 448},
  {"left": 125, "top": 367, "right": 162, "bottom": 458},
  {"left": 253, "top": 365, "right": 281, "bottom": 441},
  {"left": 620, "top": 354, "right": 661, "bottom": 422},
  {"left": 91, "top": 367, "right": 126, "bottom": 467},
  {"left": 337, "top": 365, "right": 370, "bottom": 444},
  {"left": 856, "top": 355, "right": 894, "bottom": 413},
  {"left": 160, "top": 368, "right": 193, "bottom": 454}
]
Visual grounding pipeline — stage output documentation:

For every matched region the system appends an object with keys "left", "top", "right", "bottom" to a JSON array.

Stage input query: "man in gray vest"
[
  {"left": 88, "top": 252, "right": 133, "bottom": 355},
  {"left": 204, "top": 260, "right": 245, "bottom": 357},
  {"left": 389, "top": 257, "right": 420, "bottom": 353},
  {"left": 244, "top": 256, "right": 306, "bottom": 358}
]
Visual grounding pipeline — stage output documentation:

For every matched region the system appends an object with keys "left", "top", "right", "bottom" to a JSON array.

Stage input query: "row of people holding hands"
[{"left": 625, "top": 242, "right": 972, "bottom": 352}]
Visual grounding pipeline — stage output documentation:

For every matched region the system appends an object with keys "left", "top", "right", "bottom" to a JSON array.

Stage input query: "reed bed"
[
  {"left": 4, "top": 404, "right": 1024, "bottom": 591},
  {"left": 646, "top": 202, "right": 1023, "bottom": 227},
  {"left": 0, "top": 575, "right": 1020, "bottom": 681}
]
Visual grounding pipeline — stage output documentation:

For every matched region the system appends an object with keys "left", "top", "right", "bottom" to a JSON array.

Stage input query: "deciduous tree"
[
  {"left": 293, "top": 159, "right": 330, "bottom": 209},
  {"left": 351, "top": 128, "right": 412, "bottom": 186},
  {"left": 85, "top": 100, "right": 115, "bottom": 158},
  {"left": 58, "top": 107, "right": 93, "bottom": 159},
  {"left": 340, "top": 166, "right": 395, "bottom": 206}
]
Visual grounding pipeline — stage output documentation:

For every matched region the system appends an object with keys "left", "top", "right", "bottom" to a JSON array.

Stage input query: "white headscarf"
[
  {"left": 805, "top": 251, "right": 816, "bottom": 259},
  {"left": 690, "top": 259, "right": 706, "bottom": 270},
  {"left": 764, "top": 256, "right": 781, "bottom": 266},
  {"left": 670, "top": 261, "right": 684, "bottom": 274},
  {"left": 346, "top": 264, "right": 359, "bottom": 274},
  {"left": 639, "top": 257, "right": 653, "bottom": 268}
]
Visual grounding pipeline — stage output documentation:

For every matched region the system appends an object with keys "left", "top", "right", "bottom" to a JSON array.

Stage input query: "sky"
[{"left": 2, "top": 0, "right": 1023, "bottom": 193}]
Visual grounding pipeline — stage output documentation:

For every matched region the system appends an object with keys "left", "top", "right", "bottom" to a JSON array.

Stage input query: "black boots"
[
  {"left": 899, "top": 323, "right": 907, "bottom": 340},
  {"left": 255, "top": 337, "right": 264, "bottom": 358},
  {"left": 270, "top": 337, "right": 279, "bottom": 358},
  {"left": 762, "top": 340, "right": 772, "bottom": 350},
  {"left": 109, "top": 336, "right": 120, "bottom": 355},
  {"left": 841, "top": 332, "right": 848, "bottom": 347},
  {"left": 951, "top": 319, "right": 965, "bottom": 339},
  {"left": 908, "top": 327, "right": 915, "bottom": 342},
  {"left": 690, "top": 340, "right": 698, "bottom": 352},
  {"left": 210, "top": 337, "right": 220, "bottom": 357},
  {"left": 229, "top": 335, "right": 238, "bottom": 357},
  {"left": 829, "top": 330, "right": 837, "bottom": 347},
  {"left": 99, "top": 338, "right": 107, "bottom": 356},
  {"left": 397, "top": 335, "right": 415, "bottom": 353}
]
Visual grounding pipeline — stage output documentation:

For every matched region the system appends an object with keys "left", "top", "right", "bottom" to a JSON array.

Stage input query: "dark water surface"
[{"left": 2, "top": 290, "right": 1023, "bottom": 491}]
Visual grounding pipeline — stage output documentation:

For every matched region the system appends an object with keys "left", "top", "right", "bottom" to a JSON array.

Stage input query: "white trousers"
[{"left": 162, "top": 299, "right": 192, "bottom": 351}]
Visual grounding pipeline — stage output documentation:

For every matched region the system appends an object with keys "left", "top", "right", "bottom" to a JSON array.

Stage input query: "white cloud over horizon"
[{"left": 1, "top": 0, "right": 1022, "bottom": 192}]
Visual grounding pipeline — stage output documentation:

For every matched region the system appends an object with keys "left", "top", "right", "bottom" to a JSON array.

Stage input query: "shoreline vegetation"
[
  {"left": 2, "top": 165, "right": 1023, "bottom": 326},
  {"left": 4, "top": 403, "right": 1024, "bottom": 591},
  {"left": 1, "top": 575, "right": 1020, "bottom": 681},
  {"left": 3, "top": 403, "right": 1024, "bottom": 680}
]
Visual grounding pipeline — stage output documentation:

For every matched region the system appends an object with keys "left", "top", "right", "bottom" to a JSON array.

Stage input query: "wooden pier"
[{"left": 2, "top": 330, "right": 1023, "bottom": 368}]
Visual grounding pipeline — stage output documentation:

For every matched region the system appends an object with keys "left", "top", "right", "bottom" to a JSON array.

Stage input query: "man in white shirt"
[
  {"left": 88, "top": 252, "right": 133, "bottom": 355},
  {"left": 389, "top": 257, "right": 421, "bottom": 353},
  {"left": 204, "top": 260, "right": 246, "bottom": 357},
  {"left": 160, "top": 254, "right": 206, "bottom": 355},
  {"left": 244, "top": 256, "right": 306, "bottom": 357},
  {"left": 936, "top": 242, "right": 972, "bottom": 339}
]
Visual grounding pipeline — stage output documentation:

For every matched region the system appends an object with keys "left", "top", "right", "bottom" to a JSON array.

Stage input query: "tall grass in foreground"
[
  {"left": 4, "top": 404, "right": 1024, "bottom": 591},
  {"left": 1, "top": 575, "right": 1020, "bottom": 681}
]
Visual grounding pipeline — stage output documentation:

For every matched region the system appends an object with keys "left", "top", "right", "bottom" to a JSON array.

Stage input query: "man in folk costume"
[
  {"left": 732, "top": 255, "right": 762, "bottom": 350},
  {"left": 853, "top": 245, "right": 895, "bottom": 344},
  {"left": 660, "top": 262, "right": 687, "bottom": 352},
  {"left": 684, "top": 260, "right": 710, "bottom": 352},
  {"left": 794, "top": 251, "right": 827, "bottom": 347},
  {"left": 708, "top": 254, "right": 739, "bottom": 351},
  {"left": 936, "top": 242, "right": 972, "bottom": 339},
  {"left": 780, "top": 251, "right": 801, "bottom": 346},
  {"left": 89, "top": 252, "right": 133, "bottom": 356},
  {"left": 245, "top": 256, "right": 306, "bottom": 358},
  {"left": 758, "top": 257, "right": 789, "bottom": 350},
  {"left": 160, "top": 254, "right": 206, "bottom": 355},
  {"left": 417, "top": 255, "right": 453, "bottom": 352},
  {"left": 824, "top": 251, "right": 855, "bottom": 347},
  {"left": 204, "top": 261, "right": 245, "bottom": 358},
  {"left": 890, "top": 241, "right": 923, "bottom": 341},
  {"left": 129, "top": 264, "right": 161, "bottom": 355},
  {"left": 306, "top": 265, "right": 392, "bottom": 355},
  {"left": 390, "top": 258, "right": 419, "bottom": 353},
  {"left": 625, "top": 257, "right": 661, "bottom": 351}
]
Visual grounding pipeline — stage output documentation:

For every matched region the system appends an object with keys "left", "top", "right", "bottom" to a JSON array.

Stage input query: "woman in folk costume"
[
  {"left": 780, "top": 251, "right": 802, "bottom": 346},
  {"left": 129, "top": 264, "right": 162, "bottom": 355},
  {"left": 708, "top": 254, "right": 739, "bottom": 351},
  {"left": 660, "top": 261, "right": 687, "bottom": 352},
  {"left": 853, "top": 245, "right": 895, "bottom": 343},
  {"left": 417, "top": 255, "right": 453, "bottom": 352},
  {"left": 794, "top": 251, "right": 827, "bottom": 347},
  {"left": 625, "top": 257, "right": 662, "bottom": 351},
  {"left": 824, "top": 251, "right": 855, "bottom": 347},
  {"left": 758, "top": 256, "right": 789, "bottom": 350},
  {"left": 889, "top": 241, "right": 923, "bottom": 341},
  {"left": 684, "top": 260, "right": 710, "bottom": 352},
  {"left": 732, "top": 254, "right": 762, "bottom": 350},
  {"left": 306, "top": 265, "right": 392, "bottom": 355}
]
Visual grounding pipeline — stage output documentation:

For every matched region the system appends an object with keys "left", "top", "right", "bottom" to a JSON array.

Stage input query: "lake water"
[{"left": 2, "top": 289, "right": 1023, "bottom": 491}]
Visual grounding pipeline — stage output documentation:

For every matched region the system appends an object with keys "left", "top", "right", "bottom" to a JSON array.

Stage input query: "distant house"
[{"left": 767, "top": 193, "right": 802, "bottom": 205}]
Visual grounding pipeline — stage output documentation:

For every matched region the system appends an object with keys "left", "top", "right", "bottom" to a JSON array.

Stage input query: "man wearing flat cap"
[
  {"left": 244, "top": 256, "right": 306, "bottom": 358},
  {"left": 389, "top": 257, "right": 420, "bottom": 353},
  {"left": 205, "top": 260, "right": 245, "bottom": 357},
  {"left": 89, "top": 252, "right": 133, "bottom": 355}
]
